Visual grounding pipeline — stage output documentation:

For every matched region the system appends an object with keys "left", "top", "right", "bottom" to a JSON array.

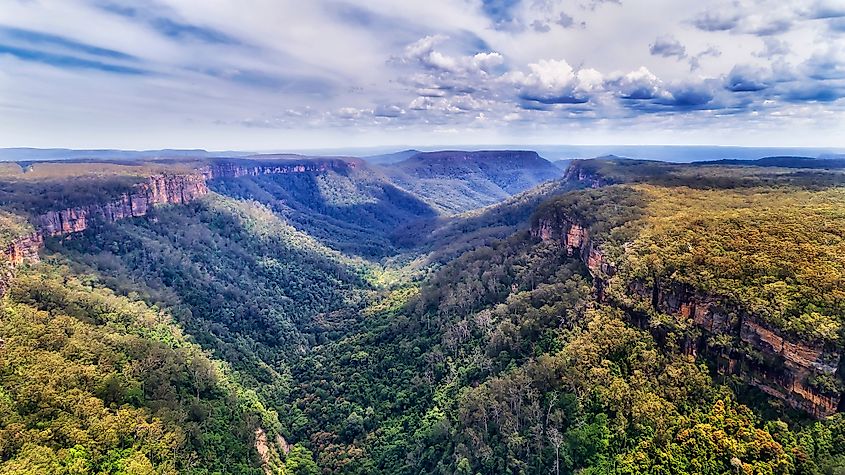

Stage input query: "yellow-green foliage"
[
  {"left": 0, "top": 263, "right": 279, "bottom": 474},
  {"left": 620, "top": 185, "right": 845, "bottom": 342},
  {"left": 362, "top": 286, "right": 420, "bottom": 317},
  {"left": 0, "top": 210, "right": 34, "bottom": 248}
]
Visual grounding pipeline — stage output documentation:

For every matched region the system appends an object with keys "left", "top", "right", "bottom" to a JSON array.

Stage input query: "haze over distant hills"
[
  {"left": 4, "top": 145, "right": 845, "bottom": 164},
  {"left": 382, "top": 150, "right": 563, "bottom": 213},
  {"left": 0, "top": 147, "right": 252, "bottom": 162}
]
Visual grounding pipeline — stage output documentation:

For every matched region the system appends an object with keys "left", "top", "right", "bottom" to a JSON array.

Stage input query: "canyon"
[{"left": 3, "top": 155, "right": 841, "bottom": 421}]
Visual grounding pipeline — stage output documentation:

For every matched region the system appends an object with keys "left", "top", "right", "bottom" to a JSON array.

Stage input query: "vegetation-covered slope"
[
  {"left": 51, "top": 194, "right": 370, "bottom": 389},
  {"left": 0, "top": 262, "right": 283, "bottom": 474},
  {"left": 208, "top": 164, "right": 436, "bottom": 258}
]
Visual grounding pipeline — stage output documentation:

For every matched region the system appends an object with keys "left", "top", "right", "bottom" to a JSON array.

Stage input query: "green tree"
[{"left": 285, "top": 444, "right": 319, "bottom": 475}]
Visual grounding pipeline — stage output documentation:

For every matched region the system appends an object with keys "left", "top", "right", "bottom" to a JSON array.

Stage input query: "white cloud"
[
  {"left": 0, "top": 0, "right": 842, "bottom": 149},
  {"left": 614, "top": 67, "right": 667, "bottom": 99}
]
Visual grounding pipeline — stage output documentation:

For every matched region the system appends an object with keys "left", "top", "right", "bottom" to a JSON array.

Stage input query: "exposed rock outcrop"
[
  {"left": 530, "top": 217, "right": 610, "bottom": 275},
  {"left": 37, "top": 174, "right": 208, "bottom": 237},
  {"left": 562, "top": 160, "right": 614, "bottom": 188},
  {"left": 0, "top": 159, "right": 353, "bottom": 270},
  {"left": 4, "top": 232, "right": 44, "bottom": 266},
  {"left": 531, "top": 213, "right": 844, "bottom": 418},
  {"left": 205, "top": 158, "right": 358, "bottom": 179}
]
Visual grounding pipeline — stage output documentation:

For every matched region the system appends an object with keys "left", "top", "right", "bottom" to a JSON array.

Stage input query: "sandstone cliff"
[
  {"left": 0, "top": 159, "right": 354, "bottom": 269},
  {"left": 562, "top": 160, "right": 614, "bottom": 188},
  {"left": 531, "top": 212, "right": 843, "bottom": 418}
]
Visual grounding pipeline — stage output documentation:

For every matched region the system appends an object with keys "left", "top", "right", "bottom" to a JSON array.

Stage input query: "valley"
[{"left": 0, "top": 150, "right": 844, "bottom": 475}]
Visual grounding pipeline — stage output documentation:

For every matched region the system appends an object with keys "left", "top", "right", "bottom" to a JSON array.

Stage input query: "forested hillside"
[{"left": 0, "top": 154, "right": 844, "bottom": 474}]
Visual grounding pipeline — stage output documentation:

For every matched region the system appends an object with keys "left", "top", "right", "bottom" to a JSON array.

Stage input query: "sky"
[{"left": 1, "top": 0, "right": 844, "bottom": 150}]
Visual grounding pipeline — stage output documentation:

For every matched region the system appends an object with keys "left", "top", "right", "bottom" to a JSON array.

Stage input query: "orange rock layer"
[
  {"left": 1, "top": 160, "right": 355, "bottom": 268},
  {"left": 532, "top": 216, "right": 843, "bottom": 418}
]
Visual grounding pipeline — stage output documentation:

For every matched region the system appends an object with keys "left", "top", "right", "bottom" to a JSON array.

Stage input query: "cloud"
[
  {"left": 743, "top": 16, "right": 793, "bottom": 36},
  {"left": 660, "top": 82, "right": 716, "bottom": 108},
  {"left": 725, "top": 65, "right": 769, "bottom": 92},
  {"left": 689, "top": 46, "right": 722, "bottom": 71},
  {"left": 802, "top": 0, "right": 845, "bottom": 19},
  {"left": 97, "top": 1, "right": 242, "bottom": 45},
  {"left": 690, "top": 4, "right": 800, "bottom": 37},
  {"left": 586, "top": 0, "right": 622, "bottom": 10},
  {"left": 803, "top": 47, "right": 845, "bottom": 80},
  {"left": 830, "top": 17, "right": 845, "bottom": 32},
  {"left": 400, "top": 35, "right": 503, "bottom": 74},
  {"left": 613, "top": 72, "right": 725, "bottom": 113},
  {"left": 649, "top": 35, "right": 686, "bottom": 59},
  {"left": 508, "top": 59, "right": 601, "bottom": 106},
  {"left": 613, "top": 67, "right": 666, "bottom": 100},
  {"left": 204, "top": 68, "right": 336, "bottom": 94},
  {"left": 0, "top": 25, "right": 147, "bottom": 75},
  {"left": 755, "top": 37, "right": 790, "bottom": 58},
  {"left": 531, "top": 20, "right": 551, "bottom": 32},
  {"left": 556, "top": 12, "right": 576, "bottom": 28},
  {"left": 373, "top": 104, "right": 405, "bottom": 117},
  {"left": 0, "top": 26, "right": 135, "bottom": 60},
  {"left": 691, "top": 10, "right": 740, "bottom": 31},
  {"left": 784, "top": 85, "right": 845, "bottom": 102}
]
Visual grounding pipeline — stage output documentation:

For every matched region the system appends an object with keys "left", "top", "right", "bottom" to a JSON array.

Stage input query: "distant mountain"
[
  {"left": 362, "top": 149, "right": 422, "bottom": 164},
  {"left": 698, "top": 155, "right": 845, "bottom": 169},
  {"left": 499, "top": 145, "right": 845, "bottom": 163},
  {"left": 0, "top": 147, "right": 251, "bottom": 162},
  {"left": 381, "top": 150, "right": 563, "bottom": 214}
]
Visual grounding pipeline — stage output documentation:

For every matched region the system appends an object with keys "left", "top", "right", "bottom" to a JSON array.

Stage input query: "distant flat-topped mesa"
[
  {"left": 396, "top": 150, "right": 556, "bottom": 174},
  {"left": 205, "top": 156, "right": 361, "bottom": 178}
]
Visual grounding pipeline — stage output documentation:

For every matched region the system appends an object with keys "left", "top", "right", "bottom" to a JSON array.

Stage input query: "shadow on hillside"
[{"left": 208, "top": 171, "right": 438, "bottom": 259}]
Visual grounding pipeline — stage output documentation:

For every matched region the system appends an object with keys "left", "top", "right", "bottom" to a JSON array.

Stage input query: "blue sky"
[{"left": 1, "top": 0, "right": 844, "bottom": 149}]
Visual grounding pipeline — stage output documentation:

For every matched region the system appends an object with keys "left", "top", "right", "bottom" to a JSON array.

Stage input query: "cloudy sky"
[{"left": 1, "top": 0, "right": 844, "bottom": 150}]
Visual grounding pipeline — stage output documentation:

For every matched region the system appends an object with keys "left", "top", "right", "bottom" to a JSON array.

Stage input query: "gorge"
[{"left": 0, "top": 152, "right": 844, "bottom": 475}]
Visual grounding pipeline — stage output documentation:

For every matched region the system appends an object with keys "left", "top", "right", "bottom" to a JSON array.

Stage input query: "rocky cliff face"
[
  {"left": 531, "top": 217, "right": 610, "bottom": 275},
  {"left": 531, "top": 215, "right": 844, "bottom": 418},
  {"left": 562, "top": 161, "right": 613, "bottom": 188},
  {"left": 642, "top": 282, "right": 842, "bottom": 418},
  {"left": 37, "top": 174, "right": 209, "bottom": 237},
  {"left": 0, "top": 159, "right": 352, "bottom": 269},
  {"left": 204, "top": 158, "right": 358, "bottom": 180}
]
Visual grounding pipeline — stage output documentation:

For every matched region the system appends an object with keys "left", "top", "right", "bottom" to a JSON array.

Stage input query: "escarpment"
[
  {"left": 0, "top": 159, "right": 355, "bottom": 270},
  {"left": 36, "top": 173, "right": 209, "bottom": 237},
  {"left": 204, "top": 157, "right": 359, "bottom": 179},
  {"left": 562, "top": 160, "right": 614, "bottom": 188},
  {"left": 531, "top": 211, "right": 844, "bottom": 418}
]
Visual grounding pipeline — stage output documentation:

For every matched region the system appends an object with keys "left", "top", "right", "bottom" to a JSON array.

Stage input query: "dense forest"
[{"left": 0, "top": 154, "right": 844, "bottom": 474}]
